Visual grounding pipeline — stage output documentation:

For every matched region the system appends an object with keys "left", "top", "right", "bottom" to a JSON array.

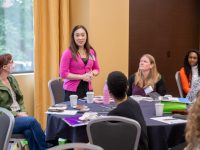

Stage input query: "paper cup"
[
  {"left": 69, "top": 95, "right": 78, "bottom": 107},
  {"left": 155, "top": 103, "right": 164, "bottom": 116},
  {"left": 86, "top": 92, "right": 94, "bottom": 103}
]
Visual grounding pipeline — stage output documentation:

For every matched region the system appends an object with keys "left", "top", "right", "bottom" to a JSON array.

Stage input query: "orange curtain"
[{"left": 34, "top": 0, "right": 70, "bottom": 128}]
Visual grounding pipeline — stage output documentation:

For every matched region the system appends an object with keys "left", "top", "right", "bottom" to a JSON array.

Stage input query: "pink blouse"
[{"left": 60, "top": 48, "right": 100, "bottom": 92}]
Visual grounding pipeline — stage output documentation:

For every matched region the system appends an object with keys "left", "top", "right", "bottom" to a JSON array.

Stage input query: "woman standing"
[
  {"left": 60, "top": 25, "right": 100, "bottom": 101},
  {"left": 0, "top": 53, "right": 46, "bottom": 150},
  {"left": 127, "top": 54, "right": 166, "bottom": 96},
  {"left": 179, "top": 49, "right": 200, "bottom": 96}
]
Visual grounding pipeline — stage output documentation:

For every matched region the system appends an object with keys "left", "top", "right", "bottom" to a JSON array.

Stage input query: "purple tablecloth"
[{"left": 45, "top": 100, "right": 185, "bottom": 150}]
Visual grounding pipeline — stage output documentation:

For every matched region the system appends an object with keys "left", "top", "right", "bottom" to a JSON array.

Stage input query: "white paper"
[
  {"left": 151, "top": 116, "right": 187, "bottom": 124},
  {"left": 45, "top": 110, "right": 78, "bottom": 115},
  {"left": 144, "top": 86, "right": 153, "bottom": 94},
  {"left": 48, "top": 106, "right": 67, "bottom": 110},
  {"left": 130, "top": 95, "right": 154, "bottom": 102},
  {"left": 162, "top": 97, "right": 179, "bottom": 102}
]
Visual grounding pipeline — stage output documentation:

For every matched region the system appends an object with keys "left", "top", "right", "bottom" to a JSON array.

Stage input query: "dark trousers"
[
  {"left": 13, "top": 116, "right": 47, "bottom": 150},
  {"left": 64, "top": 80, "right": 89, "bottom": 101}
]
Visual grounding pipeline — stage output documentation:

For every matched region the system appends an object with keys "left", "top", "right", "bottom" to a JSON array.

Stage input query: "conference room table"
[{"left": 45, "top": 99, "right": 186, "bottom": 150}]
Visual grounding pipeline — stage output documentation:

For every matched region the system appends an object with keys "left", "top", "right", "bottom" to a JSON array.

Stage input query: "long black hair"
[
  {"left": 69, "top": 25, "right": 93, "bottom": 60},
  {"left": 184, "top": 49, "right": 200, "bottom": 78}
]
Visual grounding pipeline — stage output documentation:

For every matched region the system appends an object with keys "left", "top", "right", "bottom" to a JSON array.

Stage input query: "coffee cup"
[
  {"left": 86, "top": 92, "right": 94, "bottom": 103},
  {"left": 155, "top": 103, "right": 164, "bottom": 116},
  {"left": 69, "top": 95, "right": 78, "bottom": 107}
]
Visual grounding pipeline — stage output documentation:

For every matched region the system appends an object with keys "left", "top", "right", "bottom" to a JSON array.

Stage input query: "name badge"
[
  {"left": 89, "top": 55, "right": 96, "bottom": 61},
  {"left": 144, "top": 86, "right": 153, "bottom": 94}
]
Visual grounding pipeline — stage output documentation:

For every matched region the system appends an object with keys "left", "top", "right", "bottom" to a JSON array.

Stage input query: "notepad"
[
  {"left": 151, "top": 116, "right": 187, "bottom": 124},
  {"left": 63, "top": 115, "right": 88, "bottom": 127}
]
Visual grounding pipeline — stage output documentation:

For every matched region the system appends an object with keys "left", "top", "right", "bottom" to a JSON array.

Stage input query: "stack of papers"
[
  {"left": 47, "top": 103, "right": 67, "bottom": 112},
  {"left": 48, "top": 106, "right": 67, "bottom": 111},
  {"left": 151, "top": 116, "right": 187, "bottom": 124},
  {"left": 79, "top": 112, "right": 98, "bottom": 121},
  {"left": 130, "top": 95, "right": 154, "bottom": 102},
  {"left": 46, "top": 110, "right": 78, "bottom": 115},
  {"left": 93, "top": 96, "right": 114, "bottom": 103},
  {"left": 161, "top": 97, "right": 191, "bottom": 104}
]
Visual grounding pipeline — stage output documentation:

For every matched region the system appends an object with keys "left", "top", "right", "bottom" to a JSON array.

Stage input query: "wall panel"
[{"left": 129, "top": 0, "right": 200, "bottom": 96}]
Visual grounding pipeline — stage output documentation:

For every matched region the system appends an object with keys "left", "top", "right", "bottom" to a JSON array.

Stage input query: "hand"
[
  {"left": 87, "top": 71, "right": 95, "bottom": 79},
  {"left": 16, "top": 112, "right": 28, "bottom": 117},
  {"left": 82, "top": 73, "right": 93, "bottom": 82},
  {"left": 92, "top": 70, "right": 99, "bottom": 77}
]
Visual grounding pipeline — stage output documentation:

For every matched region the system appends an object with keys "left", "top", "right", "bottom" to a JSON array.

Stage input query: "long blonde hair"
[
  {"left": 134, "top": 54, "right": 160, "bottom": 88},
  {"left": 185, "top": 91, "right": 200, "bottom": 150}
]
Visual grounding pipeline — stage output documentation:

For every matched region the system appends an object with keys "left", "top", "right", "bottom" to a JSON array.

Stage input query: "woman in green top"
[{"left": 0, "top": 53, "right": 46, "bottom": 150}]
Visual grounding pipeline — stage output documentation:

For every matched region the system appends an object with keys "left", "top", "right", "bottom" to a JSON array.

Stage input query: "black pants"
[{"left": 64, "top": 80, "right": 89, "bottom": 101}]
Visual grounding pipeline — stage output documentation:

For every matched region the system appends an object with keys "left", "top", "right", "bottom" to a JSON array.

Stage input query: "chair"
[
  {"left": 47, "top": 143, "right": 104, "bottom": 150},
  {"left": 0, "top": 107, "right": 15, "bottom": 150},
  {"left": 86, "top": 116, "right": 141, "bottom": 150},
  {"left": 175, "top": 71, "right": 184, "bottom": 98},
  {"left": 48, "top": 78, "right": 65, "bottom": 105},
  {"left": 9, "top": 134, "right": 26, "bottom": 150}
]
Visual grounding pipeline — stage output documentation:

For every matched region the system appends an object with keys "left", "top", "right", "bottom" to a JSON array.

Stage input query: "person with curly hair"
[
  {"left": 179, "top": 49, "right": 200, "bottom": 96},
  {"left": 107, "top": 71, "right": 149, "bottom": 150},
  {"left": 185, "top": 91, "right": 200, "bottom": 150}
]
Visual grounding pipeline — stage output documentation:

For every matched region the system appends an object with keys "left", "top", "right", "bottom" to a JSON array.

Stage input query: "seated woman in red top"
[
  {"left": 179, "top": 49, "right": 200, "bottom": 96},
  {"left": 127, "top": 54, "right": 166, "bottom": 96}
]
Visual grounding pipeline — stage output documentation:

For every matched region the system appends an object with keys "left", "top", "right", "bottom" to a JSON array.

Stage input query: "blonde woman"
[
  {"left": 185, "top": 91, "right": 200, "bottom": 150},
  {"left": 127, "top": 54, "right": 166, "bottom": 96}
]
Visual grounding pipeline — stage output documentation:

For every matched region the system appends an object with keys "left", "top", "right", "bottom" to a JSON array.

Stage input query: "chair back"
[
  {"left": 48, "top": 78, "right": 65, "bottom": 105},
  {"left": 0, "top": 107, "right": 15, "bottom": 150},
  {"left": 48, "top": 143, "right": 104, "bottom": 150},
  {"left": 175, "top": 71, "right": 184, "bottom": 98},
  {"left": 87, "top": 116, "right": 141, "bottom": 150}
]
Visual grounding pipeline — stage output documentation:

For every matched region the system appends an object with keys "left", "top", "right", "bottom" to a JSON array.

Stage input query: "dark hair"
[
  {"left": 107, "top": 71, "right": 128, "bottom": 100},
  {"left": 0, "top": 53, "right": 12, "bottom": 70},
  {"left": 69, "top": 25, "right": 93, "bottom": 60},
  {"left": 184, "top": 49, "right": 200, "bottom": 78}
]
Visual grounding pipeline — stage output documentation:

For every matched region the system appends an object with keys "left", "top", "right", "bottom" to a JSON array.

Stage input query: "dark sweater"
[
  {"left": 108, "top": 97, "right": 149, "bottom": 150},
  {"left": 127, "top": 74, "right": 166, "bottom": 96}
]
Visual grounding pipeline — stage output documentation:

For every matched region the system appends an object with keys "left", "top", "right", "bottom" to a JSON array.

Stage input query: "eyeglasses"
[{"left": 9, "top": 59, "right": 13, "bottom": 64}]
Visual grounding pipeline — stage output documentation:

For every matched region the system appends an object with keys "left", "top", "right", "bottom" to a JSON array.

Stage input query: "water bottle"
[{"left": 103, "top": 81, "right": 110, "bottom": 104}]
